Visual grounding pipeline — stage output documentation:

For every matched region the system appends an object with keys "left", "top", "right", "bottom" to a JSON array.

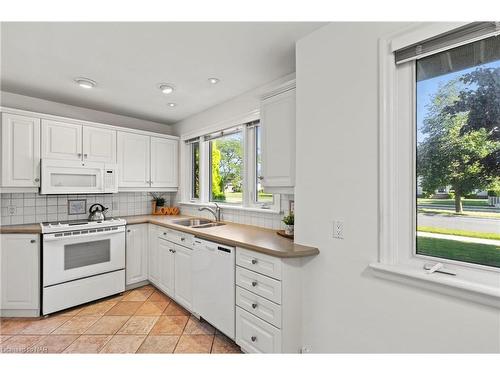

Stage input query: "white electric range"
[{"left": 41, "top": 218, "right": 127, "bottom": 315}]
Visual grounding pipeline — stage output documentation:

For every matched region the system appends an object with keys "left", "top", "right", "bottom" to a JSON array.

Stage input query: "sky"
[{"left": 416, "top": 59, "right": 500, "bottom": 143}]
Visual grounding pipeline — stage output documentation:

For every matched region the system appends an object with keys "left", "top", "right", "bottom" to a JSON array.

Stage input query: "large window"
[
  {"left": 415, "top": 35, "right": 500, "bottom": 268},
  {"left": 255, "top": 126, "right": 273, "bottom": 204},
  {"left": 184, "top": 119, "right": 280, "bottom": 211},
  {"left": 191, "top": 142, "right": 200, "bottom": 199},
  {"left": 209, "top": 131, "right": 243, "bottom": 204}
]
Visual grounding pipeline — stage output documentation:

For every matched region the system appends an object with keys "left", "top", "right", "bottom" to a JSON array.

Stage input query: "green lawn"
[
  {"left": 417, "top": 226, "right": 500, "bottom": 241},
  {"left": 417, "top": 236, "right": 500, "bottom": 268},
  {"left": 417, "top": 198, "right": 489, "bottom": 207},
  {"left": 213, "top": 191, "right": 274, "bottom": 204}
]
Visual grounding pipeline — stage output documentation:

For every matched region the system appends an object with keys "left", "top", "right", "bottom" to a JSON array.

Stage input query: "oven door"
[{"left": 43, "top": 226, "right": 125, "bottom": 287}]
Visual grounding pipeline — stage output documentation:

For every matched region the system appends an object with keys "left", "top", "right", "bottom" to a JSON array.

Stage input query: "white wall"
[
  {"left": 171, "top": 73, "right": 295, "bottom": 136},
  {"left": 295, "top": 23, "right": 500, "bottom": 353},
  {"left": 0, "top": 91, "right": 173, "bottom": 135}
]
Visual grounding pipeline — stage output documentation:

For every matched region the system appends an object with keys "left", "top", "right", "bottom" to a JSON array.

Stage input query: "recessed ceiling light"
[
  {"left": 158, "top": 83, "right": 175, "bottom": 94},
  {"left": 74, "top": 77, "right": 96, "bottom": 89},
  {"left": 208, "top": 77, "right": 220, "bottom": 85},
  {"left": 167, "top": 103, "right": 177, "bottom": 108}
]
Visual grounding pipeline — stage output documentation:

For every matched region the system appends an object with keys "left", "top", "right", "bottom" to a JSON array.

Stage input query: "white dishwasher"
[{"left": 192, "top": 238, "right": 235, "bottom": 339}]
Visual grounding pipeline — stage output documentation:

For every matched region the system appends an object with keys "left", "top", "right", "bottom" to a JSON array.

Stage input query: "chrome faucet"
[{"left": 198, "top": 203, "right": 221, "bottom": 222}]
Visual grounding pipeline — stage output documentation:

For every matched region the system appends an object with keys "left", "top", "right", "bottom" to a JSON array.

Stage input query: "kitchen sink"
[{"left": 172, "top": 218, "right": 226, "bottom": 228}]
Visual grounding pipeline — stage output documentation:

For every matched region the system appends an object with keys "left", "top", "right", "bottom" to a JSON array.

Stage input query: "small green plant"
[
  {"left": 150, "top": 192, "right": 166, "bottom": 207},
  {"left": 282, "top": 213, "right": 294, "bottom": 226}
]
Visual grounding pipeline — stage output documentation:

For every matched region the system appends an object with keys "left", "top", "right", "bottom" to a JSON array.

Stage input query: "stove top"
[{"left": 40, "top": 217, "right": 127, "bottom": 233}]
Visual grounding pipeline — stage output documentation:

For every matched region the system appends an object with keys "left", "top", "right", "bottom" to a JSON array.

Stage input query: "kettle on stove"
[{"left": 88, "top": 203, "right": 109, "bottom": 221}]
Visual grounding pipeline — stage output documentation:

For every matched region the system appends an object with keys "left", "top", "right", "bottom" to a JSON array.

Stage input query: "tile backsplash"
[
  {"left": 175, "top": 194, "right": 293, "bottom": 230},
  {"left": 0, "top": 192, "right": 171, "bottom": 225},
  {"left": 1, "top": 191, "right": 292, "bottom": 230}
]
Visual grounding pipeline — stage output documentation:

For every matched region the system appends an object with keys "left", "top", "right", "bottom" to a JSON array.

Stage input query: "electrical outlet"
[
  {"left": 7, "top": 205, "right": 16, "bottom": 216},
  {"left": 333, "top": 220, "right": 344, "bottom": 239}
]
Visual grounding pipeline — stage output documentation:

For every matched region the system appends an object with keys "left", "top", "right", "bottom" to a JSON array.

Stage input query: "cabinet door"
[
  {"left": 174, "top": 244, "right": 192, "bottom": 311},
  {"left": 1, "top": 113, "right": 41, "bottom": 188},
  {"left": 148, "top": 225, "right": 160, "bottom": 284},
  {"left": 260, "top": 88, "right": 296, "bottom": 189},
  {"left": 157, "top": 238, "right": 175, "bottom": 297},
  {"left": 125, "top": 224, "right": 148, "bottom": 285},
  {"left": 0, "top": 234, "right": 40, "bottom": 312},
  {"left": 117, "top": 132, "right": 150, "bottom": 187},
  {"left": 150, "top": 137, "right": 178, "bottom": 188},
  {"left": 41, "top": 119, "right": 82, "bottom": 161},
  {"left": 83, "top": 126, "right": 116, "bottom": 163}
]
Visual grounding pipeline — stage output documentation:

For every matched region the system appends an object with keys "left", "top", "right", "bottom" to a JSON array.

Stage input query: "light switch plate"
[{"left": 7, "top": 205, "right": 16, "bottom": 216}]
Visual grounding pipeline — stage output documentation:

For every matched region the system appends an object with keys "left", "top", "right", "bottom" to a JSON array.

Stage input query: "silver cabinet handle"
[
  {"left": 251, "top": 259, "right": 257, "bottom": 265},
  {"left": 258, "top": 176, "right": 264, "bottom": 180},
  {"left": 251, "top": 336, "right": 257, "bottom": 342},
  {"left": 251, "top": 303, "right": 257, "bottom": 309},
  {"left": 30, "top": 239, "right": 36, "bottom": 243},
  {"left": 251, "top": 281, "right": 257, "bottom": 287},
  {"left": 34, "top": 178, "right": 40, "bottom": 182}
]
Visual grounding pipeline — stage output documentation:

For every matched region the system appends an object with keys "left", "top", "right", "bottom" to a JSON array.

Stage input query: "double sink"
[{"left": 172, "top": 218, "right": 226, "bottom": 229}]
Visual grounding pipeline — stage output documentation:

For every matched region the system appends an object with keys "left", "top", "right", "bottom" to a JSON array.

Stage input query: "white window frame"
[
  {"left": 371, "top": 23, "right": 500, "bottom": 308},
  {"left": 180, "top": 112, "right": 281, "bottom": 213}
]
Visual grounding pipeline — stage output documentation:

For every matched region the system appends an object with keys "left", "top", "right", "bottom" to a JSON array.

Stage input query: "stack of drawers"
[{"left": 235, "top": 248, "right": 283, "bottom": 353}]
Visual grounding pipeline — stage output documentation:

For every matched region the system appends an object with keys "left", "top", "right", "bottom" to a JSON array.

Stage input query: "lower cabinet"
[
  {"left": 125, "top": 224, "right": 148, "bottom": 285},
  {"left": 157, "top": 238, "right": 175, "bottom": 296},
  {"left": 148, "top": 224, "right": 160, "bottom": 284},
  {"left": 173, "top": 244, "right": 192, "bottom": 311},
  {"left": 0, "top": 234, "right": 40, "bottom": 317}
]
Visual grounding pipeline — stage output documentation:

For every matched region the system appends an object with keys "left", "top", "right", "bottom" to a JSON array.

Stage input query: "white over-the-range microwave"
[{"left": 40, "top": 159, "right": 118, "bottom": 194}]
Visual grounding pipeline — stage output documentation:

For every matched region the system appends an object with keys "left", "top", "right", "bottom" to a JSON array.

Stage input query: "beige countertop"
[{"left": 0, "top": 215, "right": 319, "bottom": 258}]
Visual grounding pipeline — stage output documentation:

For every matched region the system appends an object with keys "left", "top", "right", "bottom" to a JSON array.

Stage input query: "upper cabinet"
[
  {"left": 82, "top": 126, "right": 117, "bottom": 163},
  {"left": 42, "top": 120, "right": 116, "bottom": 163},
  {"left": 117, "top": 131, "right": 178, "bottom": 191},
  {"left": 151, "top": 137, "right": 178, "bottom": 188},
  {"left": 41, "top": 119, "right": 83, "bottom": 161},
  {"left": 260, "top": 81, "right": 296, "bottom": 194},
  {"left": 1, "top": 113, "right": 41, "bottom": 188},
  {"left": 117, "top": 132, "right": 151, "bottom": 187}
]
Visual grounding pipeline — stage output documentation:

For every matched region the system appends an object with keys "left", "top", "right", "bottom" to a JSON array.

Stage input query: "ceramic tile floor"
[{"left": 0, "top": 285, "right": 241, "bottom": 354}]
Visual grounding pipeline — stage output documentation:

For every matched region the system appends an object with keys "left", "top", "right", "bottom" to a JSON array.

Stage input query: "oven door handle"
[{"left": 43, "top": 227, "right": 125, "bottom": 242}]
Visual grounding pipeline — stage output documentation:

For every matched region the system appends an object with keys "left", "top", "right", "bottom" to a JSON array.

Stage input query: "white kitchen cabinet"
[
  {"left": 83, "top": 126, "right": 116, "bottom": 163},
  {"left": 173, "top": 244, "right": 192, "bottom": 310},
  {"left": 260, "top": 82, "right": 296, "bottom": 193},
  {"left": 151, "top": 136, "right": 178, "bottom": 188},
  {"left": 41, "top": 119, "right": 83, "bottom": 161},
  {"left": 157, "top": 238, "right": 175, "bottom": 297},
  {"left": 0, "top": 234, "right": 40, "bottom": 317},
  {"left": 125, "top": 224, "right": 148, "bottom": 285},
  {"left": 148, "top": 225, "right": 160, "bottom": 284},
  {"left": 117, "top": 131, "right": 151, "bottom": 187},
  {"left": 1, "top": 113, "right": 41, "bottom": 188}
]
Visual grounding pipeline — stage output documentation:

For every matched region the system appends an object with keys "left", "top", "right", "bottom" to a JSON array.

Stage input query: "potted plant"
[
  {"left": 282, "top": 213, "right": 294, "bottom": 235},
  {"left": 150, "top": 192, "right": 166, "bottom": 211}
]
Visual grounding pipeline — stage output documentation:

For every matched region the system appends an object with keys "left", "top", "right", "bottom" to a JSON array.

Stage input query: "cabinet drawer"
[
  {"left": 236, "top": 307, "right": 281, "bottom": 353},
  {"left": 236, "top": 266, "right": 281, "bottom": 304},
  {"left": 236, "top": 286, "right": 281, "bottom": 328},
  {"left": 236, "top": 247, "right": 281, "bottom": 280},
  {"left": 167, "top": 229, "right": 194, "bottom": 247}
]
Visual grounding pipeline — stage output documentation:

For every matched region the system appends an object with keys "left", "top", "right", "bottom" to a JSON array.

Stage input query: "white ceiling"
[{"left": 1, "top": 22, "right": 324, "bottom": 125}]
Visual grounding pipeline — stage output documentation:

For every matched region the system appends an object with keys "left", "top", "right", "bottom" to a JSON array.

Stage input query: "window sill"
[
  {"left": 369, "top": 262, "right": 500, "bottom": 309},
  {"left": 178, "top": 201, "right": 281, "bottom": 215}
]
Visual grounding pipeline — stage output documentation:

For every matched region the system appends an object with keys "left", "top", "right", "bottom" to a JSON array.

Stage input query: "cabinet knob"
[
  {"left": 30, "top": 239, "right": 36, "bottom": 243},
  {"left": 251, "top": 259, "right": 258, "bottom": 265},
  {"left": 251, "top": 303, "right": 257, "bottom": 309},
  {"left": 34, "top": 178, "right": 40, "bottom": 182},
  {"left": 77, "top": 153, "right": 82, "bottom": 157},
  {"left": 83, "top": 153, "right": 88, "bottom": 158},
  {"left": 172, "top": 249, "right": 176, "bottom": 253},
  {"left": 127, "top": 229, "right": 131, "bottom": 233},
  {"left": 251, "top": 336, "right": 257, "bottom": 342},
  {"left": 251, "top": 281, "right": 257, "bottom": 287},
  {"left": 258, "top": 176, "right": 264, "bottom": 181},
  {"left": 181, "top": 237, "right": 185, "bottom": 241},
  {"left": 163, "top": 232, "right": 167, "bottom": 236}
]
